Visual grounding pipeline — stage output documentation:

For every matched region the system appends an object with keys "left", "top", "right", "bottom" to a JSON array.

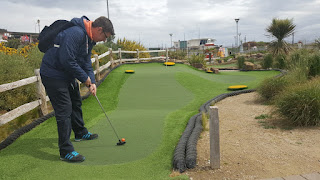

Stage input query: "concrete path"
[{"left": 262, "top": 172, "right": 320, "bottom": 180}]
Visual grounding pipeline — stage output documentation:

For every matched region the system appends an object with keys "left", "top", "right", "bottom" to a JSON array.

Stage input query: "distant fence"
[{"left": 0, "top": 48, "right": 169, "bottom": 126}]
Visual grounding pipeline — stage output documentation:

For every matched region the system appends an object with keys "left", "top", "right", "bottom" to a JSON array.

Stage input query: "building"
[
  {"left": 173, "top": 40, "right": 187, "bottom": 49},
  {"left": 0, "top": 30, "right": 39, "bottom": 43},
  {"left": 174, "top": 38, "right": 216, "bottom": 50}
]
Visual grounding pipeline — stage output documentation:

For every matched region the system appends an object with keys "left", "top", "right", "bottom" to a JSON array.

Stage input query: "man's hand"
[
  {"left": 85, "top": 77, "right": 91, "bottom": 87},
  {"left": 89, "top": 83, "right": 97, "bottom": 96}
]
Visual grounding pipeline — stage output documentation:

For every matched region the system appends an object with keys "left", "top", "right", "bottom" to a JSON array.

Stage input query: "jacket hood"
[{"left": 70, "top": 16, "right": 90, "bottom": 33}]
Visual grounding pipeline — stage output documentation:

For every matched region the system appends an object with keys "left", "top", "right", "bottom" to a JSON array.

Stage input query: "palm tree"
[
  {"left": 315, "top": 38, "right": 320, "bottom": 49},
  {"left": 266, "top": 18, "right": 296, "bottom": 55}
]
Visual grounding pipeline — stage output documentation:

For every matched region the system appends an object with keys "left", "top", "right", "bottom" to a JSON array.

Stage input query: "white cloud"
[{"left": 0, "top": 0, "right": 319, "bottom": 47}]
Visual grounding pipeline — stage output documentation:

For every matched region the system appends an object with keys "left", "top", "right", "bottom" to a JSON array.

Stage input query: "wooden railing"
[{"left": 0, "top": 48, "right": 168, "bottom": 126}]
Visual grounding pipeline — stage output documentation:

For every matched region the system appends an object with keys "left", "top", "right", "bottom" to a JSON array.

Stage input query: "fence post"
[
  {"left": 137, "top": 49, "right": 140, "bottom": 63},
  {"left": 94, "top": 54, "right": 100, "bottom": 82},
  {"left": 109, "top": 48, "right": 114, "bottom": 68},
  {"left": 209, "top": 106, "right": 220, "bottom": 169},
  {"left": 34, "top": 69, "right": 48, "bottom": 116},
  {"left": 118, "top": 48, "right": 122, "bottom": 64}
]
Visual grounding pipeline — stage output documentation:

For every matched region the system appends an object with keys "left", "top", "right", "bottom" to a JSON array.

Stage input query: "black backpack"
[{"left": 38, "top": 20, "right": 75, "bottom": 53}]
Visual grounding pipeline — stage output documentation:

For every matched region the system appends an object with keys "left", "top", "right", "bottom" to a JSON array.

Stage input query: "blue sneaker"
[
  {"left": 60, "top": 151, "right": 85, "bottom": 163},
  {"left": 75, "top": 132, "right": 98, "bottom": 142}
]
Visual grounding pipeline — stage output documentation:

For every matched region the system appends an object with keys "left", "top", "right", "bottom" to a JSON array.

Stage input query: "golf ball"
[{"left": 121, "top": 138, "right": 125, "bottom": 142}]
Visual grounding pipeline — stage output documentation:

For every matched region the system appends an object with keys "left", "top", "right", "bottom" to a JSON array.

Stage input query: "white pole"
[{"left": 166, "top": 48, "right": 168, "bottom": 68}]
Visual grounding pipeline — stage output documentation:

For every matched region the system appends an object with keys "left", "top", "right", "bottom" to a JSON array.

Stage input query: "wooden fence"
[{"left": 0, "top": 48, "right": 168, "bottom": 126}]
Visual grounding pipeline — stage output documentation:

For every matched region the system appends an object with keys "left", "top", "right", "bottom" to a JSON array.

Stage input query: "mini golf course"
[{"left": 0, "top": 63, "right": 279, "bottom": 179}]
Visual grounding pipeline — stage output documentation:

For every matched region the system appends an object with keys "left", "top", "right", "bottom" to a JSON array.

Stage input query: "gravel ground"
[{"left": 182, "top": 92, "right": 320, "bottom": 180}]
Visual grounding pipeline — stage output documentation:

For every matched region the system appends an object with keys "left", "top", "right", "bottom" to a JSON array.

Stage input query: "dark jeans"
[{"left": 41, "top": 76, "right": 88, "bottom": 157}]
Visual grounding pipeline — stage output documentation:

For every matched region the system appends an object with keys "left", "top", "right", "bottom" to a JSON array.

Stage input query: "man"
[{"left": 40, "top": 16, "right": 115, "bottom": 162}]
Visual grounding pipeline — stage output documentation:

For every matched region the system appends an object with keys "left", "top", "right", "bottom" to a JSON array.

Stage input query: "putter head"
[{"left": 117, "top": 140, "right": 126, "bottom": 146}]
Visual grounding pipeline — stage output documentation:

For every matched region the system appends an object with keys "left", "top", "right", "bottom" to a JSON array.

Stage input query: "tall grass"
[
  {"left": 262, "top": 54, "right": 273, "bottom": 69},
  {"left": 275, "top": 77, "right": 320, "bottom": 126},
  {"left": 237, "top": 56, "right": 245, "bottom": 69},
  {"left": 308, "top": 53, "right": 320, "bottom": 77},
  {"left": 257, "top": 76, "right": 289, "bottom": 103},
  {"left": 286, "top": 49, "right": 320, "bottom": 78},
  {"left": 257, "top": 49, "right": 320, "bottom": 127},
  {"left": 274, "top": 54, "right": 286, "bottom": 69}
]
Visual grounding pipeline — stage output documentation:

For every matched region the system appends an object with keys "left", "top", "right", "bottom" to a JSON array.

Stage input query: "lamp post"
[
  {"left": 235, "top": 18, "right": 240, "bottom": 47},
  {"left": 37, "top": 19, "right": 40, "bottom": 33},
  {"left": 106, "top": 0, "right": 109, "bottom": 19},
  {"left": 169, "top": 33, "right": 173, "bottom": 48}
]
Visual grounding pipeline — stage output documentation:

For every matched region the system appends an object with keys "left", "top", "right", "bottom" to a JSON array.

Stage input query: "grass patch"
[
  {"left": 202, "top": 112, "right": 209, "bottom": 131},
  {"left": 0, "top": 63, "right": 278, "bottom": 180},
  {"left": 255, "top": 114, "right": 271, "bottom": 119},
  {"left": 258, "top": 120, "right": 276, "bottom": 129}
]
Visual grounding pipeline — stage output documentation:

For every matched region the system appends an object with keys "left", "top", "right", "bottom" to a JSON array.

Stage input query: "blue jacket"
[{"left": 40, "top": 16, "right": 96, "bottom": 84}]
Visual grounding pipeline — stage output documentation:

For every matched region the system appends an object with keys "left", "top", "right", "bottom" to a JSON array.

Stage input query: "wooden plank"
[
  {"left": 137, "top": 49, "right": 140, "bottom": 63},
  {"left": 140, "top": 57, "right": 163, "bottom": 60},
  {"left": 121, "top": 51, "right": 137, "bottom": 54},
  {"left": 140, "top": 50, "right": 166, "bottom": 53},
  {"left": 0, "top": 100, "right": 39, "bottom": 125},
  {"left": 94, "top": 54, "right": 100, "bottom": 81},
  {"left": 98, "top": 51, "right": 110, "bottom": 59},
  {"left": 0, "top": 76, "right": 38, "bottom": 93},
  {"left": 121, "top": 58, "right": 138, "bottom": 62},
  {"left": 209, "top": 106, "right": 220, "bottom": 169},
  {"left": 34, "top": 69, "right": 48, "bottom": 116},
  {"left": 91, "top": 57, "right": 96, "bottom": 63},
  {"left": 99, "top": 61, "right": 111, "bottom": 72},
  {"left": 0, "top": 96, "right": 50, "bottom": 126}
]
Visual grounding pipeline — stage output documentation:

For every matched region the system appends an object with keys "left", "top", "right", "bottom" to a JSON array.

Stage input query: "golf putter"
[{"left": 94, "top": 95, "right": 126, "bottom": 146}]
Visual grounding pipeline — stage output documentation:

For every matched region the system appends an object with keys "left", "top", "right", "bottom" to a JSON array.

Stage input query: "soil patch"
[{"left": 183, "top": 92, "right": 320, "bottom": 179}]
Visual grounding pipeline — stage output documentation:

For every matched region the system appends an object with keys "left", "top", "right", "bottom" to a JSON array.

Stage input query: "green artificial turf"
[{"left": 0, "top": 63, "right": 279, "bottom": 180}]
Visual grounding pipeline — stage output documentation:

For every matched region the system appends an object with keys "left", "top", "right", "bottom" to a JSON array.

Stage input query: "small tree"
[
  {"left": 266, "top": 18, "right": 296, "bottom": 55},
  {"left": 315, "top": 38, "right": 320, "bottom": 49}
]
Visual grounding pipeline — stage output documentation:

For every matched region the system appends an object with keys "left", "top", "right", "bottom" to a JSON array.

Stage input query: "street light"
[
  {"left": 37, "top": 19, "right": 40, "bottom": 33},
  {"left": 106, "top": 0, "right": 109, "bottom": 19},
  {"left": 235, "top": 18, "right": 240, "bottom": 47},
  {"left": 169, "top": 33, "right": 173, "bottom": 48}
]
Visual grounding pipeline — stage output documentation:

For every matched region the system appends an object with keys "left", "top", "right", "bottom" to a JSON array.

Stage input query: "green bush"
[
  {"left": 5, "top": 39, "right": 20, "bottom": 49},
  {"left": 0, "top": 53, "right": 38, "bottom": 111},
  {"left": 286, "top": 49, "right": 320, "bottom": 78},
  {"left": 257, "top": 76, "right": 289, "bottom": 103},
  {"left": 25, "top": 46, "right": 43, "bottom": 68},
  {"left": 237, "top": 56, "right": 245, "bottom": 69},
  {"left": 275, "top": 77, "right": 320, "bottom": 126},
  {"left": 262, "top": 54, "right": 273, "bottom": 69},
  {"left": 248, "top": 58, "right": 255, "bottom": 64},
  {"left": 274, "top": 54, "right": 286, "bottom": 69},
  {"left": 308, "top": 52, "right": 320, "bottom": 77},
  {"left": 169, "top": 50, "right": 186, "bottom": 60},
  {"left": 187, "top": 54, "right": 206, "bottom": 68},
  {"left": 117, "top": 38, "right": 150, "bottom": 59}
]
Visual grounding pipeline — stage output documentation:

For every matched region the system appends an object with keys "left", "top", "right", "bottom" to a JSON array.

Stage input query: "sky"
[{"left": 0, "top": 0, "right": 319, "bottom": 48}]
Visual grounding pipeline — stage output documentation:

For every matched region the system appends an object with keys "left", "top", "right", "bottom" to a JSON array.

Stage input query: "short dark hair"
[{"left": 92, "top": 16, "right": 115, "bottom": 35}]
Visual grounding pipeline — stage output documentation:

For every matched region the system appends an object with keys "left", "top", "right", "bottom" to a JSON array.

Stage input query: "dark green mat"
[{"left": 75, "top": 64, "right": 194, "bottom": 165}]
